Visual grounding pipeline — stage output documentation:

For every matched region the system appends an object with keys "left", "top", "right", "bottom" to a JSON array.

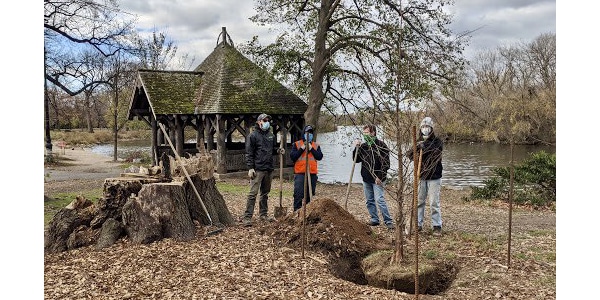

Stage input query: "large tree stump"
[
  {"left": 90, "top": 178, "right": 150, "bottom": 228},
  {"left": 185, "top": 176, "right": 235, "bottom": 227},
  {"left": 96, "top": 218, "right": 124, "bottom": 250},
  {"left": 44, "top": 155, "right": 233, "bottom": 252},
  {"left": 67, "top": 225, "right": 99, "bottom": 250},
  {"left": 44, "top": 196, "right": 97, "bottom": 254},
  {"left": 122, "top": 182, "right": 196, "bottom": 244}
]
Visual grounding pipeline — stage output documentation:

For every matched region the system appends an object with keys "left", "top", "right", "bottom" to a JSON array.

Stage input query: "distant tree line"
[
  {"left": 315, "top": 33, "right": 556, "bottom": 146},
  {"left": 431, "top": 33, "right": 556, "bottom": 145}
]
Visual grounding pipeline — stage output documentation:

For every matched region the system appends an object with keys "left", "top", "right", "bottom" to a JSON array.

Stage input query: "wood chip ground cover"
[{"left": 44, "top": 177, "right": 556, "bottom": 299}]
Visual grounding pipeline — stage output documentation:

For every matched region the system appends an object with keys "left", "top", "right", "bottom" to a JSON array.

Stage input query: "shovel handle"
[
  {"left": 279, "top": 134, "right": 285, "bottom": 207},
  {"left": 344, "top": 146, "right": 360, "bottom": 210}
]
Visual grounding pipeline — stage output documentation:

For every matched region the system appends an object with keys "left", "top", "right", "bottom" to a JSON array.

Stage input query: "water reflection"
[
  {"left": 91, "top": 140, "right": 151, "bottom": 160},
  {"left": 92, "top": 127, "right": 555, "bottom": 189},
  {"left": 313, "top": 126, "right": 555, "bottom": 188}
]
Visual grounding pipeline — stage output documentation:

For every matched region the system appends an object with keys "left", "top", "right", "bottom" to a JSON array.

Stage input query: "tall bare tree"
[
  {"left": 245, "top": 0, "right": 468, "bottom": 263},
  {"left": 44, "top": 0, "right": 135, "bottom": 157},
  {"left": 130, "top": 29, "right": 179, "bottom": 70},
  {"left": 243, "top": 0, "right": 467, "bottom": 134}
]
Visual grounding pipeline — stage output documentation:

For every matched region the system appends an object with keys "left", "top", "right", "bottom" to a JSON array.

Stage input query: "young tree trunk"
[{"left": 85, "top": 89, "right": 94, "bottom": 133}]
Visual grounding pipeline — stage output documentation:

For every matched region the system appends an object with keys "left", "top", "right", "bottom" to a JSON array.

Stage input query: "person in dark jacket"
[
  {"left": 290, "top": 125, "right": 324, "bottom": 211},
  {"left": 243, "top": 113, "right": 277, "bottom": 226},
  {"left": 406, "top": 116, "right": 444, "bottom": 236},
  {"left": 353, "top": 124, "right": 394, "bottom": 230}
]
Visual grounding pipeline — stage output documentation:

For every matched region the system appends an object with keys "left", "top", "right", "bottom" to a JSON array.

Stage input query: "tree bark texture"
[
  {"left": 122, "top": 182, "right": 196, "bottom": 244},
  {"left": 45, "top": 171, "right": 233, "bottom": 253},
  {"left": 44, "top": 196, "right": 98, "bottom": 254},
  {"left": 90, "top": 178, "right": 146, "bottom": 228},
  {"left": 95, "top": 218, "right": 124, "bottom": 250}
]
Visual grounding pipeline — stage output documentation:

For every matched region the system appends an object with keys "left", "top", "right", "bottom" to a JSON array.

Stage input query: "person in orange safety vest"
[{"left": 290, "top": 125, "right": 323, "bottom": 211}]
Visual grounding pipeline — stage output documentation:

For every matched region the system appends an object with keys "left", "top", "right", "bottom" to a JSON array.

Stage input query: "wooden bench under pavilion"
[{"left": 127, "top": 27, "right": 308, "bottom": 176}]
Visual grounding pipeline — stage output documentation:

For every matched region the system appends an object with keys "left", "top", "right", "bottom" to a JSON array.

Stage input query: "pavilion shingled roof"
[
  {"left": 136, "top": 70, "right": 203, "bottom": 115},
  {"left": 192, "top": 36, "right": 307, "bottom": 115}
]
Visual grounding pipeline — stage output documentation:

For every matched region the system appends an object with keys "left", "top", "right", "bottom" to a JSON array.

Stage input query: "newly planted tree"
[{"left": 245, "top": 0, "right": 468, "bottom": 269}]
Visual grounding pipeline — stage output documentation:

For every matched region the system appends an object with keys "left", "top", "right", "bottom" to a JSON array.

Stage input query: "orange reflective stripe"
[{"left": 294, "top": 140, "right": 318, "bottom": 174}]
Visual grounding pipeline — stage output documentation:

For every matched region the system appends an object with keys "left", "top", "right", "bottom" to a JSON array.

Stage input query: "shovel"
[
  {"left": 274, "top": 134, "right": 288, "bottom": 219},
  {"left": 156, "top": 122, "right": 223, "bottom": 236},
  {"left": 344, "top": 143, "right": 360, "bottom": 210}
]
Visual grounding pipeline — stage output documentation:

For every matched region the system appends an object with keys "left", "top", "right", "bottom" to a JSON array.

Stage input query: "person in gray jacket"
[{"left": 243, "top": 113, "right": 276, "bottom": 226}]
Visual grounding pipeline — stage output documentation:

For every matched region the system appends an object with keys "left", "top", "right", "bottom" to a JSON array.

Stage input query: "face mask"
[
  {"left": 421, "top": 127, "right": 431, "bottom": 136},
  {"left": 363, "top": 134, "right": 375, "bottom": 145},
  {"left": 261, "top": 121, "right": 270, "bottom": 131},
  {"left": 305, "top": 133, "right": 313, "bottom": 143}
]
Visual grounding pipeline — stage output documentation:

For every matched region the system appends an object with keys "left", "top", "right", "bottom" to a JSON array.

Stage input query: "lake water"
[
  {"left": 92, "top": 127, "right": 555, "bottom": 189},
  {"left": 315, "top": 127, "right": 555, "bottom": 188}
]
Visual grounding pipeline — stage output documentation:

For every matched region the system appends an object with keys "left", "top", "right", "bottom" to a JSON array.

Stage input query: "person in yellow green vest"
[{"left": 290, "top": 125, "right": 324, "bottom": 211}]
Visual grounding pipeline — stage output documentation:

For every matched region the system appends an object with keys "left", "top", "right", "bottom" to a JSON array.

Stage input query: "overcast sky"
[{"left": 120, "top": 0, "right": 556, "bottom": 67}]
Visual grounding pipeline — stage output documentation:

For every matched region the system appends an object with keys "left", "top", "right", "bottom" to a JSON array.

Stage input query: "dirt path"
[
  {"left": 44, "top": 147, "right": 126, "bottom": 195},
  {"left": 45, "top": 147, "right": 124, "bottom": 181}
]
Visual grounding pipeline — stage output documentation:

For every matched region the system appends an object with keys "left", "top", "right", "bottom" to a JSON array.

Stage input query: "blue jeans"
[
  {"left": 362, "top": 181, "right": 393, "bottom": 225},
  {"left": 293, "top": 173, "right": 318, "bottom": 211},
  {"left": 417, "top": 178, "right": 442, "bottom": 228}
]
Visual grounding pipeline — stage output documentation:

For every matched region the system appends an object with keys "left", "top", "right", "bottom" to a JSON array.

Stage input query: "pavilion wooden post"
[
  {"left": 151, "top": 117, "right": 158, "bottom": 165},
  {"left": 216, "top": 114, "right": 227, "bottom": 174},
  {"left": 280, "top": 117, "right": 289, "bottom": 167},
  {"left": 205, "top": 116, "right": 215, "bottom": 151},
  {"left": 175, "top": 115, "right": 184, "bottom": 157},
  {"left": 196, "top": 115, "right": 205, "bottom": 154}
]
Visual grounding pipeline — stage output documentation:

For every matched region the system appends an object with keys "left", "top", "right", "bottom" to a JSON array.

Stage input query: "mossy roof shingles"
[
  {"left": 193, "top": 42, "right": 307, "bottom": 115},
  {"left": 138, "top": 70, "right": 203, "bottom": 115}
]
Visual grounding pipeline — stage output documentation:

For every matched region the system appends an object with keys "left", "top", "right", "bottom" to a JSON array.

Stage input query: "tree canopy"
[{"left": 242, "top": 0, "right": 469, "bottom": 129}]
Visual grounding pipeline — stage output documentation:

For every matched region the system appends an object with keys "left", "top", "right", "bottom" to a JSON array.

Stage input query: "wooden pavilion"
[{"left": 127, "top": 27, "right": 308, "bottom": 175}]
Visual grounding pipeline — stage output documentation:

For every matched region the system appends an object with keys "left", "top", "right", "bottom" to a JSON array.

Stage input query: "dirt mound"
[
  {"left": 268, "top": 198, "right": 386, "bottom": 255},
  {"left": 266, "top": 197, "right": 390, "bottom": 284}
]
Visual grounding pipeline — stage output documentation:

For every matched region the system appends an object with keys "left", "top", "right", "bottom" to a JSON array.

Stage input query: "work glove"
[
  {"left": 277, "top": 148, "right": 285, "bottom": 155},
  {"left": 354, "top": 139, "right": 361, "bottom": 147},
  {"left": 416, "top": 141, "right": 424, "bottom": 149},
  {"left": 300, "top": 144, "right": 306, "bottom": 151},
  {"left": 248, "top": 168, "right": 256, "bottom": 179},
  {"left": 307, "top": 143, "right": 312, "bottom": 151}
]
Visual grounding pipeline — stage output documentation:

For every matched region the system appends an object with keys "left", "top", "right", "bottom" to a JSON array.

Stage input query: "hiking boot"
[
  {"left": 366, "top": 221, "right": 380, "bottom": 226},
  {"left": 385, "top": 223, "right": 394, "bottom": 230},
  {"left": 242, "top": 218, "right": 252, "bottom": 227},
  {"left": 259, "top": 215, "right": 274, "bottom": 222},
  {"left": 433, "top": 226, "right": 442, "bottom": 236}
]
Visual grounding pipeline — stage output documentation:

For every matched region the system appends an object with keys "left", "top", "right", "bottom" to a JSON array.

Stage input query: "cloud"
[
  {"left": 120, "top": 0, "right": 555, "bottom": 67},
  {"left": 448, "top": 0, "right": 555, "bottom": 58},
  {"left": 120, "top": 0, "right": 276, "bottom": 65}
]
